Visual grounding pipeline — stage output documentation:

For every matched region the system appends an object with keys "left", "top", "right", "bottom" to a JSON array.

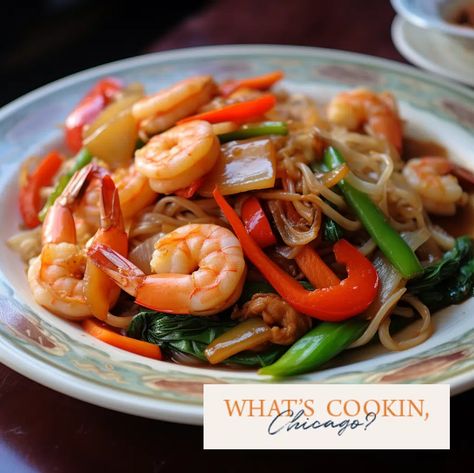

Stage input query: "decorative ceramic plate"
[
  {"left": 391, "top": 0, "right": 474, "bottom": 40},
  {"left": 392, "top": 15, "right": 474, "bottom": 87},
  {"left": 0, "top": 45, "right": 473, "bottom": 426}
]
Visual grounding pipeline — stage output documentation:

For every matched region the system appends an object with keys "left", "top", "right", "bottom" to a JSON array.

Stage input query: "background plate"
[
  {"left": 391, "top": 15, "right": 474, "bottom": 87},
  {"left": 0, "top": 45, "right": 473, "bottom": 425}
]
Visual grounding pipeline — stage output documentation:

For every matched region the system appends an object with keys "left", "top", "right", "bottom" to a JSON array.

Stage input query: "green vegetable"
[
  {"left": 218, "top": 121, "right": 288, "bottom": 143},
  {"left": 409, "top": 236, "right": 472, "bottom": 291},
  {"left": 259, "top": 319, "right": 368, "bottom": 377},
  {"left": 38, "top": 148, "right": 93, "bottom": 221},
  {"left": 408, "top": 236, "right": 474, "bottom": 311},
  {"left": 239, "top": 281, "right": 276, "bottom": 303},
  {"left": 127, "top": 311, "right": 285, "bottom": 367},
  {"left": 323, "top": 146, "right": 423, "bottom": 279},
  {"left": 218, "top": 343, "right": 285, "bottom": 367},
  {"left": 323, "top": 213, "right": 344, "bottom": 243}
]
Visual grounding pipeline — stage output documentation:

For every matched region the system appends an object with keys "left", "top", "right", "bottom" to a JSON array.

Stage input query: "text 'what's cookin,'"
[{"left": 223, "top": 397, "right": 430, "bottom": 419}]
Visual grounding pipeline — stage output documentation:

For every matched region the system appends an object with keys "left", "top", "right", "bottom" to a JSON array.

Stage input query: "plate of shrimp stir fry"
[{"left": 6, "top": 59, "right": 474, "bottom": 383}]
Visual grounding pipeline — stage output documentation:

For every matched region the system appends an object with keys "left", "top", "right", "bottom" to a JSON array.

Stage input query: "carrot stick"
[
  {"left": 219, "top": 71, "right": 284, "bottom": 97},
  {"left": 83, "top": 318, "right": 162, "bottom": 360},
  {"left": 295, "top": 245, "right": 340, "bottom": 289},
  {"left": 177, "top": 94, "right": 276, "bottom": 125}
]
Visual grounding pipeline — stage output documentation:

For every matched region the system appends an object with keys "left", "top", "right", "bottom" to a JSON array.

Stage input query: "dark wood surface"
[
  {"left": 149, "top": 0, "right": 405, "bottom": 62},
  {"left": 1, "top": 1, "right": 471, "bottom": 471}
]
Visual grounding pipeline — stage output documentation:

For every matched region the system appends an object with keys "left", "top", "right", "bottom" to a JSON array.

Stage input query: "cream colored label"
[{"left": 203, "top": 384, "right": 450, "bottom": 449}]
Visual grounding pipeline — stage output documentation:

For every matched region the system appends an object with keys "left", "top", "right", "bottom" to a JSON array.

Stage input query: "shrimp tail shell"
[{"left": 88, "top": 243, "right": 144, "bottom": 296}]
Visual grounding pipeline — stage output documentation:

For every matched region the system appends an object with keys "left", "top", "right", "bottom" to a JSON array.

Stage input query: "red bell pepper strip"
[
  {"left": 19, "top": 151, "right": 63, "bottom": 228},
  {"left": 295, "top": 245, "right": 340, "bottom": 289},
  {"left": 64, "top": 77, "right": 123, "bottom": 153},
  {"left": 213, "top": 187, "right": 379, "bottom": 321},
  {"left": 174, "top": 176, "right": 205, "bottom": 198},
  {"left": 177, "top": 94, "right": 276, "bottom": 125},
  {"left": 219, "top": 71, "right": 284, "bottom": 97},
  {"left": 241, "top": 196, "right": 277, "bottom": 248}
]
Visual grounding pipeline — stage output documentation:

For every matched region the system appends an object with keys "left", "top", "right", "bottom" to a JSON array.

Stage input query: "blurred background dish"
[
  {"left": 391, "top": 0, "right": 474, "bottom": 42},
  {"left": 392, "top": 15, "right": 474, "bottom": 86}
]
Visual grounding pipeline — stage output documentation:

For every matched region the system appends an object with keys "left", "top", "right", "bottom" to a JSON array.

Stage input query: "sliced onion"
[
  {"left": 428, "top": 224, "right": 455, "bottom": 251},
  {"left": 364, "top": 254, "right": 405, "bottom": 321},
  {"left": 401, "top": 227, "right": 431, "bottom": 251},
  {"left": 275, "top": 244, "right": 303, "bottom": 259},
  {"left": 129, "top": 233, "right": 163, "bottom": 274},
  {"left": 268, "top": 200, "right": 320, "bottom": 246},
  {"left": 364, "top": 228, "right": 429, "bottom": 320}
]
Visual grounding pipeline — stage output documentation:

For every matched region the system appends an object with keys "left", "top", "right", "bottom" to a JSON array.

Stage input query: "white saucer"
[{"left": 392, "top": 15, "right": 474, "bottom": 87}]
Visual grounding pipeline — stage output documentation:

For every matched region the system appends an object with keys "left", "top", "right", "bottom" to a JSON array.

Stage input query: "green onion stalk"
[{"left": 323, "top": 146, "right": 423, "bottom": 279}]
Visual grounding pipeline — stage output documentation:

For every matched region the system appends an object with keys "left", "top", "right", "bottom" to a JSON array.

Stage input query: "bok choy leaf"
[
  {"left": 408, "top": 236, "right": 474, "bottom": 311},
  {"left": 127, "top": 311, "right": 285, "bottom": 367}
]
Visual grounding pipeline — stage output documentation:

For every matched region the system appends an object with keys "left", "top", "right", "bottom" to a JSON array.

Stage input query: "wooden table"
[{"left": 1, "top": 1, "right": 471, "bottom": 470}]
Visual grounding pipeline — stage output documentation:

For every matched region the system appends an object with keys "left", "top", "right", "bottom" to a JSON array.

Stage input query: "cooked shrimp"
[
  {"left": 327, "top": 88, "right": 403, "bottom": 152},
  {"left": 112, "top": 164, "right": 157, "bottom": 220},
  {"left": 88, "top": 223, "right": 246, "bottom": 316},
  {"left": 134, "top": 120, "right": 220, "bottom": 194},
  {"left": 403, "top": 157, "right": 467, "bottom": 215},
  {"left": 28, "top": 242, "right": 89, "bottom": 320},
  {"left": 73, "top": 174, "right": 102, "bottom": 231},
  {"left": 28, "top": 166, "right": 128, "bottom": 323},
  {"left": 74, "top": 216, "right": 95, "bottom": 247},
  {"left": 83, "top": 173, "right": 128, "bottom": 324},
  {"left": 132, "top": 75, "right": 216, "bottom": 136},
  {"left": 73, "top": 164, "right": 157, "bottom": 232}
]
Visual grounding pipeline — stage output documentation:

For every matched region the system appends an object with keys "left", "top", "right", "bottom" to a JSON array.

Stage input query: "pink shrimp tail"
[
  {"left": 100, "top": 174, "right": 125, "bottom": 231},
  {"left": 42, "top": 204, "right": 76, "bottom": 245},
  {"left": 84, "top": 175, "right": 128, "bottom": 321},
  {"left": 42, "top": 164, "right": 111, "bottom": 245},
  {"left": 88, "top": 243, "right": 144, "bottom": 296}
]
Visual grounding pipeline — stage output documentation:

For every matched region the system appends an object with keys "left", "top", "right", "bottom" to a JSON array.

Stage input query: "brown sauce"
[
  {"left": 402, "top": 137, "right": 448, "bottom": 161},
  {"left": 432, "top": 197, "right": 474, "bottom": 238}
]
